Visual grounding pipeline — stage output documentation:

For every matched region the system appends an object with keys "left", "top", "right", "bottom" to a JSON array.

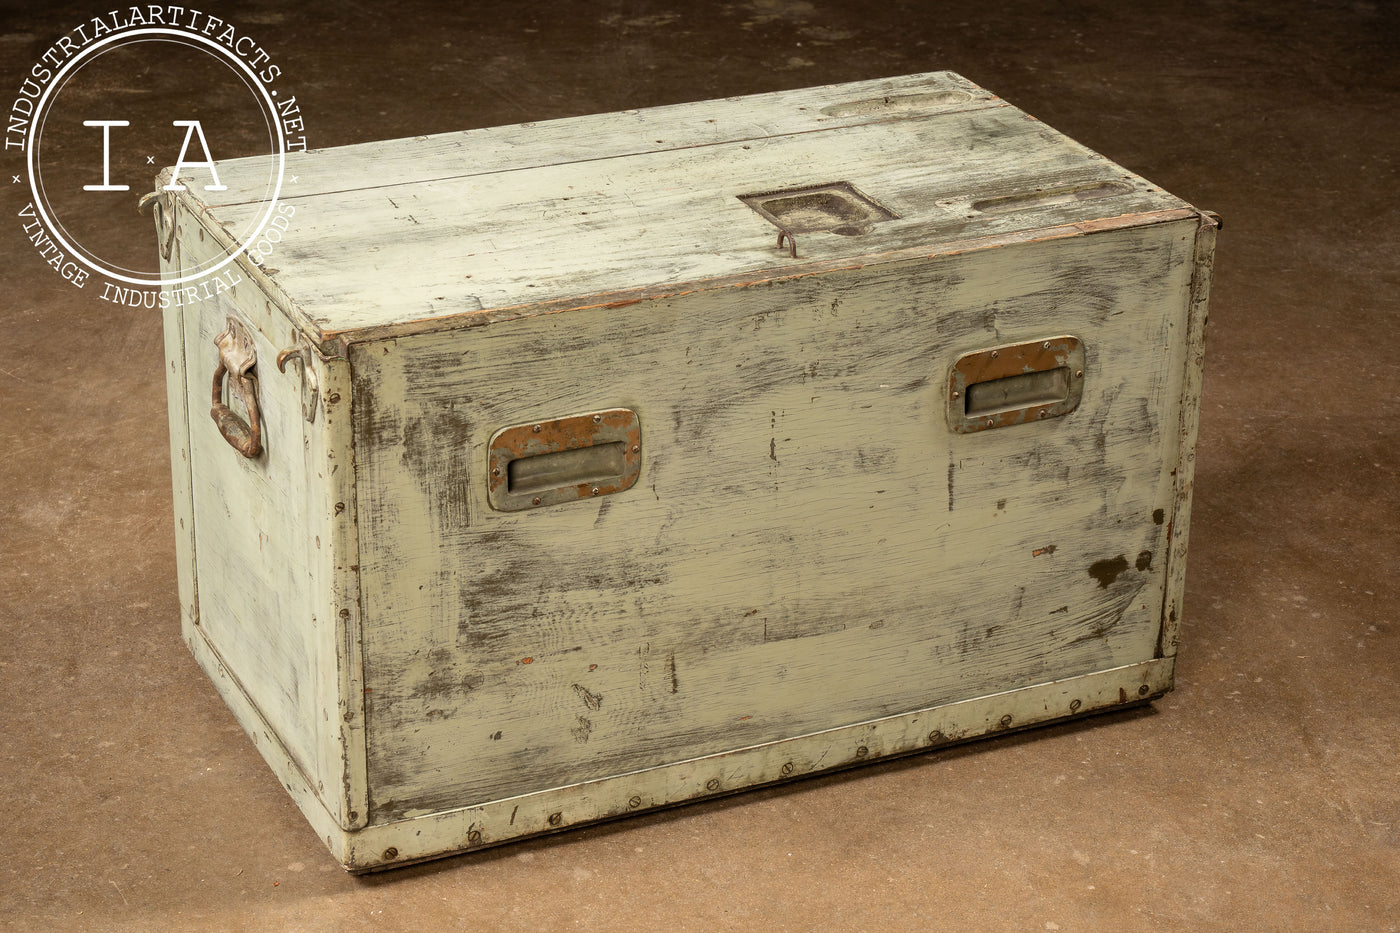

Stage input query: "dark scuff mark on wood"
[
  {"left": 667, "top": 653, "right": 678, "bottom": 694},
  {"left": 1135, "top": 550, "right": 1153, "bottom": 571},
  {"left": 947, "top": 460, "right": 955, "bottom": 511},
  {"left": 571, "top": 716, "right": 592, "bottom": 744},
  {"left": 1088, "top": 555, "right": 1129, "bottom": 588},
  {"left": 572, "top": 683, "right": 603, "bottom": 711},
  {"left": 1032, "top": 544, "right": 1056, "bottom": 557},
  {"left": 1152, "top": 508, "right": 1165, "bottom": 525}
]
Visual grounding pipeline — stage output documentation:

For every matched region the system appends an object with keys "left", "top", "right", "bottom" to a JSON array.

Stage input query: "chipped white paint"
[{"left": 158, "top": 73, "right": 1216, "bottom": 872}]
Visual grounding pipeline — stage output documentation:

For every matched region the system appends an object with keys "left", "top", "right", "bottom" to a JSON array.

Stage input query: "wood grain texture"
[
  {"left": 191, "top": 71, "right": 1186, "bottom": 350},
  {"left": 159, "top": 208, "right": 200, "bottom": 639},
  {"left": 340, "top": 658, "right": 1172, "bottom": 872},
  {"left": 170, "top": 222, "right": 358, "bottom": 826},
  {"left": 351, "top": 218, "right": 1197, "bottom": 821},
  {"left": 1158, "top": 214, "right": 1219, "bottom": 658},
  {"left": 204, "top": 71, "right": 995, "bottom": 205}
]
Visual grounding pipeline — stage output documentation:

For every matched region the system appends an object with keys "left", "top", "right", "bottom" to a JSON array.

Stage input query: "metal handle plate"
[
  {"left": 947, "top": 336, "right": 1085, "bottom": 433},
  {"left": 487, "top": 409, "right": 641, "bottom": 512}
]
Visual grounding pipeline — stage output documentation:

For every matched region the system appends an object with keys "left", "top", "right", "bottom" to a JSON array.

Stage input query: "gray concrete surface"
[{"left": 2, "top": 1, "right": 1397, "bottom": 930}]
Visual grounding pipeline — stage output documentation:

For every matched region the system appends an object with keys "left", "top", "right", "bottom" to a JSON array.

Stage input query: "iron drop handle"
[{"left": 210, "top": 317, "right": 263, "bottom": 458}]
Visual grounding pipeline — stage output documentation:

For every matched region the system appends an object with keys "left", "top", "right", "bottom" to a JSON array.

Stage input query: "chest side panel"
[{"left": 351, "top": 219, "right": 1197, "bottom": 822}]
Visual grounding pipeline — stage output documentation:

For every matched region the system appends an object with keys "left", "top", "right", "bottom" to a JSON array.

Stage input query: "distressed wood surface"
[
  {"left": 161, "top": 74, "right": 1216, "bottom": 868},
  {"left": 169, "top": 220, "right": 360, "bottom": 827},
  {"left": 341, "top": 658, "right": 1172, "bottom": 871},
  {"left": 194, "top": 72, "right": 1185, "bottom": 347},
  {"left": 351, "top": 219, "right": 1197, "bottom": 821},
  {"left": 203, "top": 71, "right": 996, "bottom": 204}
]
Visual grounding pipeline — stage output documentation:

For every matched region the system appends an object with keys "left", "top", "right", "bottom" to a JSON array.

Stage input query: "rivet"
[
  {"left": 985, "top": 419, "right": 995, "bottom": 427},
  {"left": 951, "top": 391, "right": 960, "bottom": 400},
  {"left": 989, "top": 350, "right": 998, "bottom": 359},
  {"left": 547, "top": 811, "right": 563, "bottom": 826},
  {"left": 1038, "top": 410, "right": 1047, "bottom": 419},
  {"left": 532, "top": 497, "right": 542, "bottom": 506},
  {"left": 855, "top": 745, "right": 868, "bottom": 758},
  {"left": 628, "top": 795, "right": 642, "bottom": 808},
  {"left": 593, "top": 414, "right": 603, "bottom": 424},
  {"left": 1042, "top": 341, "right": 1051, "bottom": 349},
  {"left": 382, "top": 847, "right": 398, "bottom": 860},
  {"left": 1138, "top": 683, "right": 1150, "bottom": 696},
  {"left": 706, "top": 778, "right": 721, "bottom": 791},
  {"left": 591, "top": 486, "right": 601, "bottom": 496},
  {"left": 999, "top": 714, "right": 1014, "bottom": 728},
  {"left": 491, "top": 467, "right": 501, "bottom": 477},
  {"left": 1069, "top": 699, "right": 1082, "bottom": 712},
  {"left": 631, "top": 445, "right": 640, "bottom": 453},
  {"left": 533, "top": 424, "right": 542, "bottom": 433},
  {"left": 1075, "top": 370, "right": 1083, "bottom": 379},
  {"left": 781, "top": 761, "right": 794, "bottom": 775}
]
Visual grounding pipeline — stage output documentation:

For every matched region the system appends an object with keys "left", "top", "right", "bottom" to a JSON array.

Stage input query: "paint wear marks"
[
  {"left": 572, "top": 683, "right": 603, "bottom": 711},
  {"left": 1088, "top": 555, "right": 1130, "bottom": 588},
  {"left": 1032, "top": 544, "right": 1057, "bottom": 557}
]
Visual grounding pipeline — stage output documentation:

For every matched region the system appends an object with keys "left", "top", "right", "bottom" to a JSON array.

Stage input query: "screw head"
[
  {"left": 468, "top": 830, "right": 482, "bottom": 844},
  {"left": 531, "top": 497, "right": 542, "bottom": 506},
  {"left": 927, "top": 730, "right": 944, "bottom": 743},
  {"left": 985, "top": 418, "right": 995, "bottom": 427},
  {"left": 547, "top": 811, "right": 563, "bottom": 826},
  {"left": 628, "top": 795, "right": 642, "bottom": 808},
  {"left": 989, "top": 350, "right": 998, "bottom": 359},
  {"left": 491, "top": 467, "right": 501, "bottom": 476},
  {"left": 1043, "top": 341, "right": 1051, "bottom": 349},
  {"left": 382, "top": 847, "right": 399, "bottom": 860},
  {"left": 1138, "top": 683, "right": 1150, "bottom": 696},
  {"left": 855, "top": 745, "right": 869, "bottom": 758},
  {"left": 591, "top": 486, "right": 601, "bottom": 496},
  {"left": 1038, "top": 410, "right": 1047, "bottom": 419},
  {"left": 1069, "top": 699, "right": 1082, "bottom": 712},
  {"left": 1000, "top": 714, "right": 1014, "bottom": 728},
  {"left": 951, "top": 390, "right": 960, "bottom": 400},
  {"left": 532, "top": 424, "right": 542, "bottom": 433},
  {"left": 593, "top": 414, "right": 603, "bottom": 424},
  {"left": 781, "top": 761, "right": 794, "bottom": 776},
  {"left": 706, "top": 778, "right": 721, "bottom": 792},
  {"left": 631, "top": 444, "right": 640, "bottom": 454},
  {"left": 1075, "top": 370, "right": 1084, "bottom": 379}
]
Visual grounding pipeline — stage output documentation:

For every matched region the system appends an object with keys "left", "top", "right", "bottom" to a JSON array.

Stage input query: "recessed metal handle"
[
  {"left": 487, "top": 409, "right": 641, "bottom": 511},
  {"left": 947, "top": 336, "right": 1085, "bottom": 433}
]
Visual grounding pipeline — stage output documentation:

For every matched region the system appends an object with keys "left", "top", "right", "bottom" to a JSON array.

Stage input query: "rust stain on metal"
[
  {"left": 947, "top": 335, "right": 1084, "bottom": 434},
  {"left": 210, "top": 317, "right": 263, "bottom": 458},
  {"left": 487, "top": 408, "right": 642, "bottom": 512}
]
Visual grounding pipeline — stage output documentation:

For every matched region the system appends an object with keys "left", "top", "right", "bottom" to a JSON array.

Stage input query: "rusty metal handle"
[{"left": 211, "top": 361, "right": 263, "bottom": 458}]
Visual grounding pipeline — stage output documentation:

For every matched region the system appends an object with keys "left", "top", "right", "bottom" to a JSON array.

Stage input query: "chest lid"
[{"left": 169, "top": 71, "right": 1197, "bottom": 354}]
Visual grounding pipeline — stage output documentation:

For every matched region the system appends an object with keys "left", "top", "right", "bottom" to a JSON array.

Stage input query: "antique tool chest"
[{"left": 153, "top": 71, "right": 1218, "bottom": 871}]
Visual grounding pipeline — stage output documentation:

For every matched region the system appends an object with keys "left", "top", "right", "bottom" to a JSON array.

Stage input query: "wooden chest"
[{"left": 154, "top": 71, "right": 1218, "bottom": 871}]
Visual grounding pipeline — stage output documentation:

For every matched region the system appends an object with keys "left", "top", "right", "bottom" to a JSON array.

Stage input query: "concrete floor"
[{"left": 2, "top": 0, "right": 1397, "bottom": 929}]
